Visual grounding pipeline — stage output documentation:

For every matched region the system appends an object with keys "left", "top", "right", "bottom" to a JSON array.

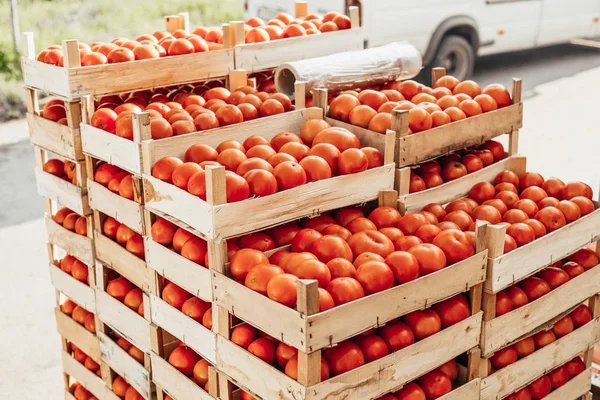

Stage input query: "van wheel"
[{"left": 432, "top": 35, "right": 474, "bottom": 81}]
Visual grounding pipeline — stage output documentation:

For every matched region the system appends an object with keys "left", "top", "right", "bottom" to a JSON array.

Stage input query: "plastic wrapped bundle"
[{"left": 274, "top": 42, "right": 423, "bottom": 98}]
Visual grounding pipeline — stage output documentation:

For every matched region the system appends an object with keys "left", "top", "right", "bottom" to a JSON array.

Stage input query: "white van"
[{"left": 245, "top": 0, "right": 600, "bottom": 80}]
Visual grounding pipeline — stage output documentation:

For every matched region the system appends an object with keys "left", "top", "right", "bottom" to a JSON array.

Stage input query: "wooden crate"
[
  {"left": 316, "top": 67, "right": 523, "bottom": 169},
  {"left": 20, "top": 21, "right": 234, "bottom": 100},
  {"left": 62, "top": 350, "right": 120, "bottom": 400},
  {"left": 542, "top": 367, "right": 592, "bottom": 400},
  {"left": 480, "top": 306, "right": 600, "bottom": 400},
  {"left": 50, "top": 263, "right": 96, "bottom": 312},
  {"left": 55, "top": 307, "right": 100, "bottom": 363},
  {"left": 231, "top": 5, "right": 363, "bottom": 72},
  {"left": 92, "top": 210, "right": 152, "bottom": 293},
  {"left": 94, "top": 262, "right": 152, "bottom": 354},
  {"left": 86, "top": 157, "right": 145, "bottom": 235},
  {"left": 46, "top": 214, "right": 94, "bottom": 266},
  {"left": 142, "top": 106, "right": 396, "bottom": 240},
  {"left": 25, "top": 89, "right": 84, "bottom": 161},
  {"left": 481, "top": 242, "right": 600, "bottom": 357},
  {"left": 34, "top": 146, "right": 90, "bottom": 215}
]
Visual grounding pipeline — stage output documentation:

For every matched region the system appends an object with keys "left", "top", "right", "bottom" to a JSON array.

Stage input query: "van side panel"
[{"left": 536, "top": 0, "right": 600, "bottom": 46}]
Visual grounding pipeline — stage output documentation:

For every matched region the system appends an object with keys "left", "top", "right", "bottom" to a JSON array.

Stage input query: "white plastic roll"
[{"left": 275, "top": 42, "right": 423, "bottom": 98}]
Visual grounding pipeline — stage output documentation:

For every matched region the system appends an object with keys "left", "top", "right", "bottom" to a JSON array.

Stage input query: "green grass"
[{"left": 0, "top": 0, "right": 243, "bottom": 120}]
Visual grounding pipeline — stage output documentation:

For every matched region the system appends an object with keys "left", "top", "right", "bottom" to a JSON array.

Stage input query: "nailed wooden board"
[
  {"left": 145, "top": 164, "right": 394, "bottom": 240},
  {"left": 87, "top": 180, "right": 144, "bottom": 234},
  {"left": 22, "top": 50, "right": 234, "bottom": 99},
  {"left": 35, "top": 168, "right": 90, "bottom": 215},
  {"left": 95, "top": 290, "right": 151, "bottom": 353},
  {"left": 150, "top": 352, "right": 216, "bottom": 400},
  {"left": 482, "top": 265, "right": 600, "bottom": 356},
  {"left": 397, "top": 103, "right": 523, "bottom": 167},
  {"left": 217, "top": 313, "right": 481, "bottom": 400},
  {"left": 98, "top": 331, "right": 151, "bottom": 399},
  {"left": 27, "top": 112, "right": 83, "bottom": 161},
  {"left": 62, "top": 351, "right": 121, "bottom": 400},
  {"left": 481, "top": 318, "right": 600, "bottom": 400},
  {"left": 145, "top": 238, "right": 212, "bottom": 302},
  {"left": 397, "top": 158, "right": 512, "bottom": 213},
  {"left": 55, "top": 308, "right": 100, "bottom": 361},
  {"left": 150, "top": 295, "right": 217, "bottom": 364},
  {"left": 81, "top": 124, "right": 142, "bottom": 175},
  {"left": 50, "top": 265, "right": 95, "bottom": 311},
  {"left": 46, "top": 216, "right": 94, "bottom": 265},
  {"left": 486, "top": 208, "right": 600, "bottom": 293},
  {"left": 542, "top": 367, "right": 591, "bottom": 400},
  {"left": 94, "top": 232, "right": 151, "bottom": 292},
  {"left": 234, "top": 28, "right": 364, "bottom": 72},
  {"left": 438, "top": 379, "right": 481, "bottom": 400}
]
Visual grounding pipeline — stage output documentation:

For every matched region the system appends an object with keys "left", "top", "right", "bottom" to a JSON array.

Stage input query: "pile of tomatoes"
[
  {"left": 410, "top": 140, "right": 505, "bottom": 193},
  {"left": 93, "top": 163, "right": 136, "bottom": 200},
  {"left": 42, "top": 158, "right": 78, "bottom": 185},
  {"left": 58, "top": 254, "right": 90, "bottom": 285},
  {"left": 60, "top": 298, "right": 96, "bottom": 334},
  {"left": 160, "top": 282, "right": 213, "bottom": 330},
  {"left": 505, "top": 355, "right": 586, "bottom": 400},
  {"left": 490, "top": 304, "right": 592, "bottom": 375},
  {"left": 150, "top": 218, "right": 211, "bottom": 266},
  {"left": 165, "top": 344, "right": 212, "bottom": 393},
  {"left": 151, "top": 122, "right": 384, "bottom": 203},
  {"left": 69, "top": 342, "right": 101, "bottom": 377},
  {"left": 68, "top": 382, "right": 97, "bottom": 400},
  {"left": 36, "top": 26, "right": 226, "bottom": 67},
  {"left": 242, "top": 10, "right": 352, "bottom": 43},
  {"left": 326, "top": 75, "right": 512, "bottom": 134},
  {"left": 91, "top": 85, "right": 292, "bottom": 141},
  {"left": 102, "top": 217, "right": 144, "bottom": 260},
  {"left": 112, "top": 334, "right": 144, "bottom": 365},
  {"left": 496, "top": 247, "right": 599, "bottom": 317},
  {"left": 111, "top": 375, "right": 144, "bottom": 400},
  {"left": 53, "top": 207, "right": 87, "bottom": 236},
  {"left": 105, "top": 274, "right": 144, "bottom": 317}
]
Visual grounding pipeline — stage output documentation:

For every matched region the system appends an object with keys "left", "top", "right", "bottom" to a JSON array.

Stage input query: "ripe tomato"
[
  {"left": 273, "top": 161, "right": 307, "bottom": 190},
  {"left": 528, "top": 375, "right": 551, "bottom": 399},
  {"left": 245, "top": 264, "right": 283, "bottom": 295},
  {"left": 552, "top": 315, "right": 574, "bottom": 338},
  {"left": 515, "top": 336, "right": 535, "bottom": 358},
  {"left": 266, "top": 274, "right": 299, "bottom": 307},
  {"left": 168, "top": 346, "right": 200, "bottom": 377},
  {"left": 393, "top": 382, "right": 426, "bottom": 400},
  {"left": 419, "top": 370, "right": 452, "bottom": 399},
  {"left": 229, "top": 248, "right": 269, "bottom": 280},
  {"left": 490, "top": 345, "right": 517, "bottom": 369},
  {"left": 568, "top": 248, "right": 599, "bottom": 270},
  {"left": 570, "top": 304, "right": 592, "bottom": 328},
  {"left": 431, "top": 229, "right": 475, "bottom": 265},
  {"left": 326, "top": 277, "right": 365, "bottom": 305},
  {"left": 356, "top": 261, "right": 395, "bottom": 294},
  {"left": 324, "top": 340, "right": 365, "bottom": 376},
  {"left": 433, "top": 294, "right": 471, "bottom": 327},
  {"left": 355, "top": 334, "right": 389, "bottom": 362},
  {"left": 310, "top": 235, "right": 353, "bottom": 263},
  {"left": 327, "top": 258, "right": 357, "bottom": 279},
  {"left": 565, "top": 356, "right": 585, "bottom": 378}
]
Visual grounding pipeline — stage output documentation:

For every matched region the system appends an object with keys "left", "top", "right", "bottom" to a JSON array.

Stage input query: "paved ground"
[{"left": 0, "top": 43, "right": 599, "bottom": 398}]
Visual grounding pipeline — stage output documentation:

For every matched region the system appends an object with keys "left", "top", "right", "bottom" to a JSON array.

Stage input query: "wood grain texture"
[
  {"left": 482, "top": 265, "right": 600, "bottom": 356},
  {"left": 437, "top": 379, "right": 480, "bottom": 400},
  {"left": 35, "top": 168, "right": 90, "bottom": 215},
  {"left": 95, "top": 290, "right": 151, "bottom": 353},
  {"left": 145, "top": 237, "right": 212, "bottom": 302},
  {"left": 324, "top": 116, "right": 390, "bottom": 153},
  {"left": 541, "top": 367, "right": 591, "bottom": 400},
  {"left": 55, "top": 308, "right": 100, "bottom": 361},
  {"left": 481, "top": 318, "right": 600, "bottom": 400},
  {"left": 49, "top": 264, "right": 95, "bottom": 311},
  {"left": 21, "top": 57, "right": 71, "bottom": 97},
  {"left": 27, "top": 112, "right": 83, "bottom": 160},
  {"left": 486, "top": 207, "right": 600, "bottom": 293},
  {"left": 98, "top": 331, "right": 151, "bottom": 399},
  {"left": 150, "top": 352, "right": 217, "bottom": 400},
  {"left": 87, "top": 180, "right": 144, "bottom": 234},
  {"left": 234, "top": 28, "right": 363, "bottom": 72},
  {"left": 61, "top": 351, "right": 121, "bottom": 400},
  {"left": 398, "top": 157, "right": 512, "bottom": 213},
  {"left": 397, "top": 103, "right": 523, "bottom": 167},
  {"left": 81, "top": 124, "right": 142, "bottom": 175},
  {"left": 150, "top": 295, "right": 217, "bottom": 364},
  {"left": 46, "top": 216, "right": 94, "bottom": 264}
]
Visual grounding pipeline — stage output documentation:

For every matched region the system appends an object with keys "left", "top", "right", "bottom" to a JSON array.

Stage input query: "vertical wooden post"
[
  {"left": 480, "top": 224, "right": 507, "bottom": 323},
  {"left": 431, "top": 67, "right": 446, "bottom": 87},
  {"left": 395, "top": 167, "right": 411, "bottom": 199},
  {"left": 294, "top": 81, "right": 306, "bottom": 110},
  {"left": 349, "top": 6, "right": 360, "bottom": 28},
  {"left": 509, "top": 78, "right": 523, "bottom": 156},
  {"left": 228, "top": 69, "right": 248, "bottom": 92},
  {"left": 391, "top": 109, "right": 409, "bottom": 166},
  {"left": 61, "top": 40, "right": 81, "bottom": 69},
  {"left": 378, "top": 190, "right": 398, "bottom": 208},
  {"left": 311, "top": 88, "right": 328, "bottom": 116},
  {"left": 295, "top": 2, "right": 309, "bottom": 18},
  {"left": 178, "top": 12, "right": 190, "bottom": 35},
  {"left": 222, "top": 24, "right": 232, "bottom": 49},
  {"left": 584, "top": 294, "right": 600, "bottom": 368},
  {"left": 165, "top": 16, "right": 181, "bottom": 33},
  {"left": 383, "top": 130, "right": 396, "bottom": 166},
  {"left": 230, "top": 21, "right": 246, "bottom": 46},
  {"left": 509, "top": 156, "right": 527, "bottom": 177},
  {"left": 132, "top": 112, "right": 152, "bottom": 143},
  {"left": 296, "top": 280, "right": 321, "bottom": 386}
]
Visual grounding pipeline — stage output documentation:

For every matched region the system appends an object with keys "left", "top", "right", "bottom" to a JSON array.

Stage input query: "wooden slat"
[
  {"left": 481, "top": 318, "right": 600, "bottom": 400},
  {"left": 98, "top": 331, "right": 151, "bottom": 399},
  {"left": 397, "top": 157, "right": 512, "bottom": 212},
  {"left": 486, "top": 208, "right": 600, "bottom": 293},
  {"left": 21, "top": 57, "right": 71, "bottom": 97},
  {"left": 64, "top": 390, "right": 77, "bottom": 400},
  {"left": 150, "top": 295, "right": 217, "bottom": 364},
  {"left": 306, "top": 251, "right": 487, "bottom": 351},
  {"left": 87, "top": 180, "right": 144, "bottom": 234},
  {"left": 234, "top": 28, "right": 363, "bottom": 72},
  {"left": 35, "top": 168, "right": 90, "bottom": 215},
  {"left": 27, "top": 113, "right": 83, "bottom": 160},
  {"left": 46, "top": 216, "right": 94, "bottom": 265},
  {"left": 437, "top": 378, "right": 481, "bottom": 400},
  {"left": 324, "top": 116, "right": 393, "bottom": 153},
  {"left": 55, "top": 308, "right": 100, "bottom": 361},
  {"left": 145, "top": 238, "right": 212, "bottom": 302},
  {"left": 50, "top": 265, "right": 95, "bottom": 311},
  {"left": 541, "top": 367, "right": 591, "bottom": 400},
  {"left": 62, "top": 351, "right": 120, "bottom": 400},
  {"left": 397, "top": 103, "right": 523, "bottom": 167},
  {"left": 482, "top": 265, "right": 600, "bottom": 356},
  {"left": 150, "top": 352, "right": 216, "bottom": 400},
  {"left": 94, "top": 232, "right": 151, "bottom": 292},
  {"left": 81, "top": 124, "right": 142, "bottom": 175},
  {"left": 95, "top": 290, "right": 151, "bottom": 353}
]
